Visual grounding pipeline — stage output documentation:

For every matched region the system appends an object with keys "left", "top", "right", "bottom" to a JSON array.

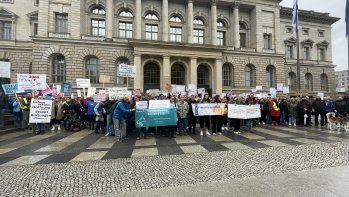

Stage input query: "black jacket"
[
  {"left": 312, "top": 99, "right": 325, "bottom": 112},
  {"left": 0, "top": 94, "right": 8, "bottom": 109}
]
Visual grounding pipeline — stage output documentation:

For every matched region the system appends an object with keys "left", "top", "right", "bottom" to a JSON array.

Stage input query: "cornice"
[{"left": 280, "top": 7, "right": 339, "bottom": 25}]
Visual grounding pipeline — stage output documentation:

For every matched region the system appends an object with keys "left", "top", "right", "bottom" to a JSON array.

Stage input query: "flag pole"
[{"left": 296, "top": 27, "right": 300, "bottom": 91}]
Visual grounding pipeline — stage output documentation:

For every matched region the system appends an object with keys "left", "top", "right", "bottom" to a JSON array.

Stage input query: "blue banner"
[
  {"left": 61, "top": 82, "right": 72, "bottom": 94},
  {"left": 2, "top": 83, "right": 18, "bottom": 95},
  {"left": 135, "top": 108, "right": 178, "bottom": 128}
]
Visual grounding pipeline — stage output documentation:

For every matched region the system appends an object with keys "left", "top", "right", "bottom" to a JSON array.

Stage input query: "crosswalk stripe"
[
  {"left": 221, "top": 142, "right": 251, "bottom": 150},
  {"left": 0, "top": 148, "right": 16, "bottom": 154},
  {"left": 254, "top": 127, "right": 295, "bottom": 138},
  {"left": 87, "top": 137, "right": 116, "bottom": 149},
  {"left": 135, "top": 137, "right": 156, "bottom": 147},
  {"left": 180, "top": 145, "right": 208, "bottom": 154},
  {"left": 35, "top": 131, "right": 91, "bottom": 152},
  {"left": 238, "top": 132, "right": 265, "bottom": 140},
  {"left": 70, "top": 151, "right": 108, "bottom": 162},
  {"left": 174, "top": 136, "right": 197, "bottom": 144},
  {"left": 271, "top": 126, "right": 319, "bottom": 137},
  {"left": 0, "top": 133, "right": 55, "bottom": 149},
  {"left": 0, "top": 132, "right": 29, "bottom": 142},
  {"left": 131, "top": 148, "right": 158, "bottom": 158},
  {"left": 208, "top": 135, "right": 233, "bottom": 142},
  {"left": 1, "top": 154, "right": 51, "bottom": 166},
  {"left": 290, "top": 138, "right": 324, "bottom": 144},
  {"left": 258, "top": 140, "right": 289, "bottom": 147}
]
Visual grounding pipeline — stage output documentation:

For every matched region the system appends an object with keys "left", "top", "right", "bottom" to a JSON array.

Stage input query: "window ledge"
[
  {"left": 81, "top": 35, "right": 105, "bottom": 41},
  {"left": 113, "top": 37, "right": 129, "bottom": 42},
  {"left": 49, "top": 32, "right": 70, "bottom": 39},
  {"left": 240, "top": 48, "right": 256, "bottom": 52},
  {"left": 262, "top": 49, "right": 275, "bottom": 53}
]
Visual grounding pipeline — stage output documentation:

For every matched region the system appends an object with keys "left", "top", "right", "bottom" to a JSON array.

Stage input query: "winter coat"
[
  {"left": 312, "top": 99, "right": 325, "bottom": 112},
  {"left": 324, "top": 100, "right": 333, "bottom": 113},
  {"left": 333, "top": 99, "right": 347, "bottom": 115},
  {"left": 94, "top": 102, "right": 106, "bottom": 121},
  {"left": 177, "top": 101, "right": 189, "bottom": 118},
  {"left": 51, "top": 101, "right": 64, "bottom": 120},
  {"left": 269, "top": 100, "right": 280, "bottom": 117},
  {"left": 112, "top": 101, "right": 131, "bottom": 120},
  {"left": 288, "top": 102, "right": 298, "bottom": 118},
  {"left": 12, "top": 100, "right": 21, "bottom": 113},
  {"left": 86, "top": 100, "right": 96, "bottom": 115}
]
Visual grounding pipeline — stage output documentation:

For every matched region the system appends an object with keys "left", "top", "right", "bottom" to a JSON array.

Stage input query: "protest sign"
[
  {"left": 149, "top": 100, "right": 171, "bottom": 109},
  {"left": 165, "top": 83, "right": 173, "bottom": 92},
  {"left": 132, "top": 89, "right": 141, "bottom": 96},
  {"left": 29, "top": 99, "right": 52, "bottom": 123},
  {"left": 191, "top": 103, "right": 225, "bottom": 116},
  {"left": 251, "top": 89, "right": 257, "bottom": 93},
  {"left": 228, "top": 104, "right": 261, "bottom": 119},
  {"left": 136, "top": 101, "right": 148, "bottom": 109},
  {"left": 77, "top": 90, "right": 82, "bottom": 97},
  {"left": 99, "top": 75, "right": 111, "bottom": 83},
  {"left": 283, "top": 86, "right": 290, "bottom": 94},
  {"left": 1, "top": 83, "right": 18, "bottom": 95},
  {"left": 277, "top": 83, "right": 284, "bottom": 91},
  {"left": 197, "top": 88, "right": 205, "bottom": 94},
  {"left": 256, "top": 86, "right": 263, "bottom": 91},
  {"left": 17, "top": 74, "right": 46, "bottom": 90},
  {"left": 41, "top": 84, "right": 52, "bottom": 96},
  {"left": 87, "top": 87, "right": 96, "bottom": 97},
  {"left": 148, "top": 89, "right": 160, "bottom": 96},
  {"left": 93, "top": 93, "right": 107, "bottom": 103},
  {"left": 188, "top": 91, "right": 196, "bottom": 96},
  {"left": 118, "top": 63, "right": 136, "bottom": 77},
  {"left": 0, "top": 61, "right": 11, "bottom": 78},
  {"left": 76, "top": 79, "right": 91, "bottom": 88},
  {"left": 99, "top": 89, "right": 106, "bottom": 94},
  {"left": 176, "top": 85, "right": 186, "bottom": 93},
  {"left": 187, "top": 84, "right": 197, "bottom": 92},
  {"left": 109, "top": 87, "right": 131, "bottom": 100},
  {"left": 135, "top": 108, "right": 177, "bottom": 128},
  {"left": 61, "top": 82, "right": 72, "bottom": 94},
  {"left": 269, "top": 88, "right": 277, "bottom": 96},
  {"left": 317, "top": 92, "right": 324, "bottom": 100}
]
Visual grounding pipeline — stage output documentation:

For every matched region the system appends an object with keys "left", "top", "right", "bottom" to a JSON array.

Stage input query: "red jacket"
[{"left": 269, "top": 100, "right": 280, "bottom": 117}]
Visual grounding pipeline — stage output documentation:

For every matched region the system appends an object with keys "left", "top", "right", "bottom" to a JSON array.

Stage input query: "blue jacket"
[
  {"left": 112, "top": 101, "right": 130, "bottom": 120},
  {"left": 87, "top": 100, "right": 96, "bottom": 115},
  {"left": 13, "top": 100, "right": 21, "bottom": 113},
  {"left": 324, "top": 100, "right": 333, "bottom": 113}
]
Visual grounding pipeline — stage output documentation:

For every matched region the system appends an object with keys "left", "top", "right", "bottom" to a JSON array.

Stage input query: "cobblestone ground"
[{"left": 0, "top": 142, "right": 349, "bottom": 197}]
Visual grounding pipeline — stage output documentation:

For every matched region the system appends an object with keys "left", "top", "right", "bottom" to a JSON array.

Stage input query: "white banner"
[
  {"left": 93, "top": 93, "right": 107, "bottom": 103},
  {"left": 118, "top": 63, "right": 136, "bottom": 77},
  {"left": 283, "top": 86, "right": 290, "bottom": 94},
  {"left": 29, "top": 99, "right": 53, "bottom": 123},
  {"left": 191, "top": 103, "right": 225, "bottom": 116},
  {"left": 277, "top": 83, "right": 284, "bottom": 91},
  {"left": 76, "top": 79, "right": 91, "bottom": 88},
  {"left": 109, "top": 87, "right": 131, "bottom": 100},
  {"left": 136, "top": 101, "right": 148, "bottom": 109},
  {"left": 228, "top": 104, "right": 261, "bottom": 119},
  {"left": 149, "top": 100, "right": 171, "bottom": 109},
  {"left": 0, "top": 61, "right": 11, "bottom": 78},
  {"left": 17, "top": 74, "right": 46, "bottom": 90}
]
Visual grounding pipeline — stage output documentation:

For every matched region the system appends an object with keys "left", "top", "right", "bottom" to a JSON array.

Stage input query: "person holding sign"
[
  {"left": 112, "top": 96, "right": 134, "bottom": 142},
  {"left": 12, "top": 97, "right": 23, "bottom": 129},
  {"left": 199, "top": 94, "right": 211, "bottom": 136},
  {"left": 176, "top": 95, "right": 189, "bottom": 136}
]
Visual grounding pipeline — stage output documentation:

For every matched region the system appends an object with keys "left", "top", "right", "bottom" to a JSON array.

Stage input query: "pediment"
[
  {"left": 316, "top": 40, "right": 330, "bottom": 48},
  {"left": 301, "top": 39, "right": 315, "bottom": 47},
  {"left": 27, "top": 10, "right": 38, "bottom": 20},
  {"left": 0, "top": 7, "right": 17, "bottom": 18},
  {"left": 284, "top": 37, "right": 297, "bottom": 45}
]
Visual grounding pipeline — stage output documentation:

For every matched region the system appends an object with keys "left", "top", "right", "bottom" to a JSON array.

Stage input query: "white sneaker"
[
  {"left": 294, "top": 124, "right": 296, "bottom": 127},
  {"left": 105, "top": 133, "right": 110, "bottom": 137},
  {"left": 206, "top": 131, "right": 211, "bottom": 136},
  {"left": 289, "top": 123, "right": 291, "bottom": 126},
  {"left": 218, "top": 132, "right": 222, "bottom": 135},
  {"left": 57, "top": 125, "right": 61, "bottom": 131},
  {"left": 213, "top": 133, "right": 216, "bottom": 136},
  {"left": 51, "top": 127, "right": 55, "bottom": 131},
  {"left": 200, "top": 130, "right": 203, "bottom": 136}
]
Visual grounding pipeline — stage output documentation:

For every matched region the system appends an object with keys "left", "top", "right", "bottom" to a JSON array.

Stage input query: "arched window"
[
  {"left": 52, "top": 55, "right": 66, "bottom": 83},
  {"left": 321, "top": 73, "right": 328, "bottom": 91},
  {"left": 144, "top": 62, "right": 160, "bottom": 90},
  {"left": 169, "top": 15, "right": 183, "bottom": 42},
  {"left": 288, "top": 72, "right": 296, "bottom": 91},
  {"left": 305, "top": 73, "right": 313, "bottom": 91},
  {"left": 193, "top": 18, "right": 205, "bottom": 44},
  {"left": 239, "top": 22, "right": 248, "bottom": 48},
  {"left": 222, "top": 63, "right": 233, "bottom": 87},
  {"left": 90, "top": 6, "right": 105, "bottom": 36},
  {"left": 193, "top": 18, "right": 204, "bottom": 25},
  {"left": 217, "top": 21, "right": 225, "bottom": 27},
  {"left": 171, "top": 64, "right": 185, "bottom": 85},
  {"left": 116, "top": 58, "right": 130, "bottom": 85},
  {"left": 145, "top": 12, "right": 159, "bottom": 40},
  {"left": 170, "top": 16, "right": 182, "bottom": 23},
  {"left": 118, "top": 10, "right": 133, "bottom": 39},
  {"left": 217, "top": 20, "right": 227, "bottom": 46},
  {"left": 85, "top": 57, "right": 99, "bottom": 84},
  {"left": 197, "top": 65, "right": 209, "bottom": 88},
  {"left": 266, "top": 65, "right": 276, "bottom": 88},
  {"left": 145, "top": 13, "right": 159, "bottom": 20},
  {"left": 245, "top": 64, "right": 254, "bottom": 87},
  {"left": 119, "top": 10, "right": 133, "bottom": 17}
]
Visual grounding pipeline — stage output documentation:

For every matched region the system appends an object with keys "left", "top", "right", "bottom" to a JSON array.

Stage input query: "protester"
[
  {"left": 269, "top": 97, "right": 280, "bottom": 126},
  {"left": 12, "top": 97, "right": 22, "bottom": 129},
  {"left": 86, "top": 96, "right": 96, "bottom": 130},
  {"left": 177, "top": 95, "right": 189, "bottom": 136},
  {"left": 51, "top": 97, "right": 64, "bottom": 131},
  {"left": 94, "top": 100, "right": 106, "bottom": 134},
  {"left": 112, "top": 96, "right": 134, "bottom": 142},
  {"left": 0, "top": 91, "right": 8, "bottom": 129},
  {"left": 21, "top": 93, "right": 32, "bottom": 129},
  {"left": 199, "top": 94, "right": 211, "bottom": 136},
  {"left": 312, "top": 96, "right": 325, "bottom": 126}
]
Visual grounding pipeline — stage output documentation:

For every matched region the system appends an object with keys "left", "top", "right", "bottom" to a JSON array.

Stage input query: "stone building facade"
[{"left": 0, "top": 0, "right": 339, "bottom": 94}]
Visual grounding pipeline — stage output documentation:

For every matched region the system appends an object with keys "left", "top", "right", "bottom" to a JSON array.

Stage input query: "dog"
[{"left": 326, "top": 112, "right": 349, "bottom": 131}]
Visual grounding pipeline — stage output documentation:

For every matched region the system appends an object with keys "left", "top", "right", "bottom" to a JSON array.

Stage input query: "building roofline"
[{"left": 280, "top": 6, "right": 340, "bottom": 25}]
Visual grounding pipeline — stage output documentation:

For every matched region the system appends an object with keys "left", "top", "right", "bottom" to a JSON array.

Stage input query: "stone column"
[
  {"left": 38, "top": 0, "right": 49, "bottom": 37},
  {"left": 105, "top": 0, "right": 114, "bottom": 40},
  {"left": 162, "top": 0, "right": 169, "bottom": 42},
  {"left": 163, "top": 56, "right": 171, "bottom": 88},
  {"left": 187, "top": 0, "right": 193, "bottom": 43},
  {"left": 70, "top": 0, "right": 81, "bottom": 39},
  {"left": 211, "top": 0, "right": 217, "bottom": 45},
  {"left": 189, "top": 57, "right": 197, "bottom": 85},
  {"left": 233, "top": 1, "right": 240, "bottom": 49},
  {"left": 134, "top": 54, "right": 142, "bottom": 90},
  {"left": 135, "top": 0, "right": 142, "bottom": 39},
  {"left": 214, "top": 58, "right": 223, "bottom": 94}
]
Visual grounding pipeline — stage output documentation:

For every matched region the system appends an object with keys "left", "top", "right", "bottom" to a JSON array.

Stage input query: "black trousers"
[{"left": 188, "top": 115, "right": 197, "bottom": 134}]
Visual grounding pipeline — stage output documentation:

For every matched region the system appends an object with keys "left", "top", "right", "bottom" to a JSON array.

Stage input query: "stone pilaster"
[
  {"left": 38, "top": 0, "right": 49, "bottom": 37},
  {"left": 135, "top": 0, "right": 142, "bottom": 39},
  {"left": 162, "top": 0, "right": 169, "bottom": 42},
  {"left": 134, "top": 54, "right": 142, "bottom": 90},
  {"left": 70, "top": 0, "right": 81, "bottom": 39},
  {"left": 233, "top": 1, "right": 240, "bottom": 49},
  {"left": 211, "top": 0, "right": 217, "bottom": 45},
  {"left": 189, "top": 57, "right": 197, "bottom": 84},
  {"left": 187, "top": 0, "right": 193, "bottom": 44},
  {"left": 215, "top": 58, "right": 223, "bottom": 94},
  {"left": 106, "top": 0, "right": 114, "bottom": 40},
  {"left": 163, "top": 56, "right": 171, "bottom": 88}
]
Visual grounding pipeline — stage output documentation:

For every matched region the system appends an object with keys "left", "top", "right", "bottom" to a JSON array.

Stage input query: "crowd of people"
[{"left": 0, "top": 90, "right": 348, "bottom": 140}]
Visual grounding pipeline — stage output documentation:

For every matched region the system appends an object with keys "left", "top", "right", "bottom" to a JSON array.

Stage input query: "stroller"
[{"left": 63, "top": 107, "right": 88, "bottom": 132}]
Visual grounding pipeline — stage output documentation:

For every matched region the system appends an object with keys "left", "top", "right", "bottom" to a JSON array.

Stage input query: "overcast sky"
[{"left": 280, "top": 0, "right": 346, "bottom": 71}]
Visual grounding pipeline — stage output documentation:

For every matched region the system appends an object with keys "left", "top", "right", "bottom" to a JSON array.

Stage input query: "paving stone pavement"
[{"left": 1, "top": 142, "right": 349, "bottom": 197}]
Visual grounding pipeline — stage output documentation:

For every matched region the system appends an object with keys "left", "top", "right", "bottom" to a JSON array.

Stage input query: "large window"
[
  {"left": 0, "top": 21, "right": 12, "bottom": 40},
  {"left": 91, "top": 19, "right": 105, "bottom": 36},
  {"left": 55, "top": 13, "right": 68, "bottom": 33},
  {"left": 217, "top": 31, "right": 225, "bottom": 46},
  {"left": 119, "top": 22, "right": 132, "bottom": 38},
  {"left": 171, "top": 64, "right": 185, "bottom": 85},
  {"left": 116, "top": 58, "right": 130, "bottom": 85},
  {"left": 321, "top": 73, "right": 328, "bottom": 91},
  {"left": 222, "top": 64, "right": 233, "bottom": 87},
  {"left": 193, "top": 29, "right": 204, "bottom": 44},
  {"left": 197, "top": 65, "right": 209, "bottom": 88},
  {"left": 170, "top": 27, "right": 182, "bottom": 42},
  {"left": 245, "top": 64, "right": 254, "bottom": 87},
  {"left": 85, "top": 57, "right": 99, "bottom": 84},
  {"left": 52, "top": 55, "right": 66, "bottom": 83},
  {"left": 286, "top": 45, "right": 293, "bottom": 59},
  {"left": 288, "top": 72, "right": 296, "bottom": 91},
  {"left": 240, "top": 33, "right": 246, "bottom": 48},
  {"left": 319, "top": 48, "right": 326, "bottom": 61},
  {"left": 266, "top": 65, "right": 275, "bottom": 88},
  {"left": 263, "top": 34, "right": 271, "bottom": 49},
  {"left": 145, "top": 24, "right": 158, "bottom": 40},
  {"left": 144, "top": 62, "right": 160, "bottom": 90},
  {"left": 239, "top": 22, "right": 248, "bottom": 48},
  {"left": 305, "top": 73, "right": 313, "bottom": 91},
  {"left": 303, "top": 47, "right": 310, "bottom": 60}
]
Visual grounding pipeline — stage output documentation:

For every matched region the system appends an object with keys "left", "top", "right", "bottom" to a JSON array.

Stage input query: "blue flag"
[
  {"left": 292, "top": 0, "right": 299, "bottom": 32},
  {"left": 345, "top": 0, "right": 349, "bottom": 36}
]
